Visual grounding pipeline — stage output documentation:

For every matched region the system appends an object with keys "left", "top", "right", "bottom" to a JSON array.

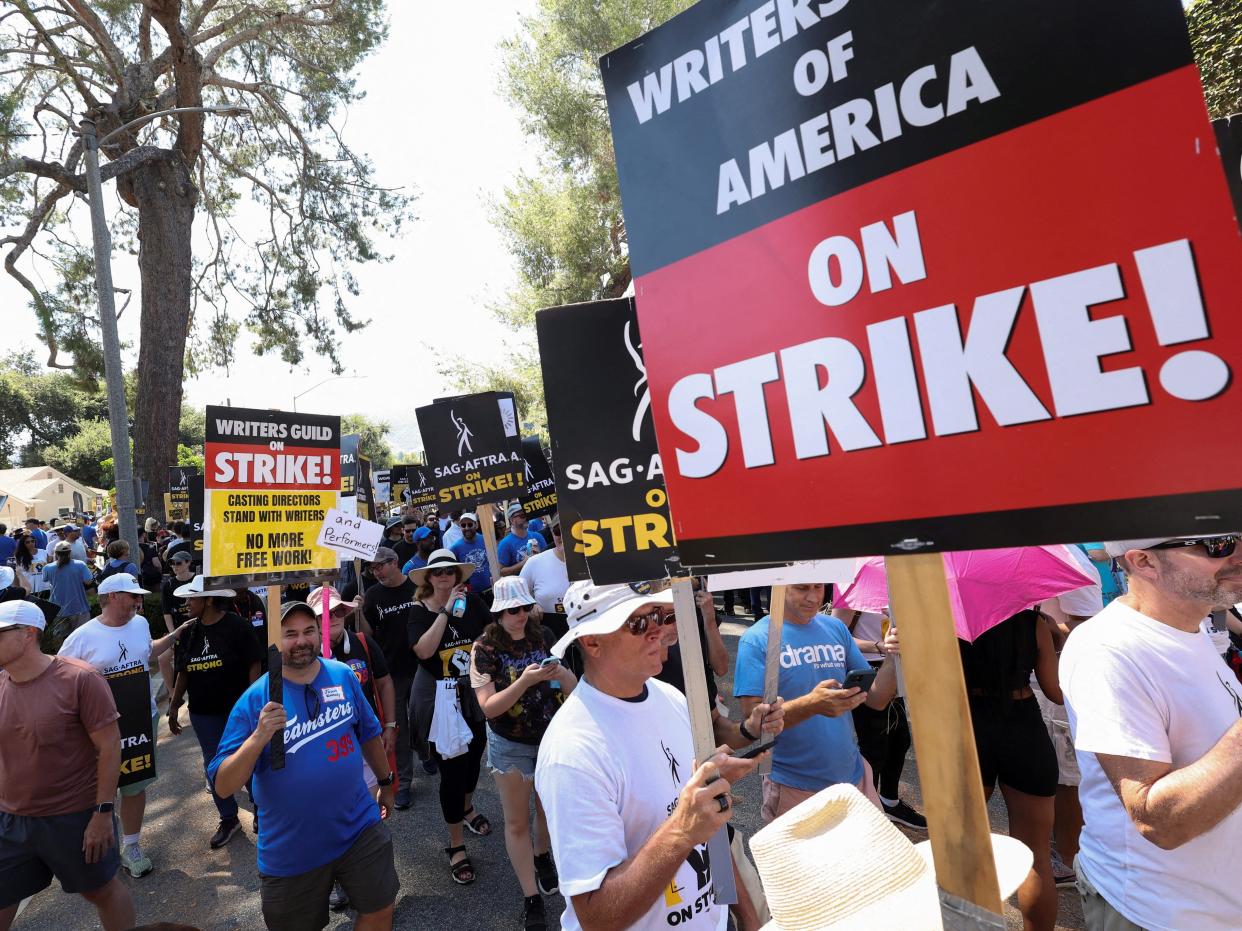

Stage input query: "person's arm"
[
  {"left": 551, "top": 661, "right": 578, "bottom": 696},
  {"left": 377, "top": 673, "right": 398, "bottom": 753},
  {"left": 412, "top": 603, "right": 452, "bottom": 660},
  {"left": 570, "top": 752, "right": 759, "bottom": 931},
  {"left": 499, "top": 557, "right": 526, "bottom": 577},
  {"left": 1033, "top": 618, "right": 1063, "bottom": 704},
  {"left": 80, "top": 563, "right": 96, "bottom": 591},
  {"left": 713, "top": 698, "right": 784, "bottom": 750},
  {"left": 361, "top": 733, "right": 396, "bottom": 813},
  {"left": 863, "top": 628, "right": 901, "bottom": 710},
  {"left": 168, "top": 671, "right": 190, "bottom": 735},
  {"left": 476, "top": 656, "right": 559, "bottom": 719},
  {"left": 742, "top": 681, "right": 864, "bottom": 730},
  {"left": 162, "top": 612, "right": 177, "bottom": 635},
  {"left": 13, "top": 565, "right": 31, "bottom": 593},
  {"left": 83, "top": 722, "right": 122, "bottom": 864},
  {"left": 695, "top": 590, "right": 728, "bottom": 677},
  {"left": 1096, "top": 720, "right": 1242, "bottom": 850},
  {"left": 213, "top": 701, "right": 285, "bottom": 799},
  {"left": 149, "top": 620, "right": 190, "bottom": 660}
]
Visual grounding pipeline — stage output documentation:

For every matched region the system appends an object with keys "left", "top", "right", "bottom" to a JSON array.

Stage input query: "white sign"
[
  {"left": 316, "top": 508, "right": 385, "bottom": 560},
  {"left": 706, "top": 559, "right": 856, "bottom": 593}
]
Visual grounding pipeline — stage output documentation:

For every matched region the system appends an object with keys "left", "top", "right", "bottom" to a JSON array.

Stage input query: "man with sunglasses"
[
  {"left": 209, "top": 601, "right": 399, "bottom": 930},
  {"left": 536, "top": 581, "right": 783, "bottom": 931},
  {"left": 1061, "top": 534, "right": 1242, "bottom": 931},
  {"left": 450, "top": 512, "right": 493, "bottom": 594}
]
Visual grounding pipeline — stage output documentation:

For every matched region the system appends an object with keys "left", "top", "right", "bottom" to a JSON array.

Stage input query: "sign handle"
[
  {"left": 476, "top": 502, "right": 502, "bottom": 586},
  {"left": 321, "top": 584, "right": 332, "bottom": 657},
  {"left": 266, "top": 585, "right": 286, "bottom": 771},
  {"left": 671, "top": 578, "right": 737, "bottom": 906},
  {"left": 885, "top": 553, "right": 1002, "bottom": 917},
  {"left": 757, "top": 585, "right": 786, "bottom": 775}
]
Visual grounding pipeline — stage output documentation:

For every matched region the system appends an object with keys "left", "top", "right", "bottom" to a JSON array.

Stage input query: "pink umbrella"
[{"left": 834, "top": 546, "right": 1096, "bottom": 642}]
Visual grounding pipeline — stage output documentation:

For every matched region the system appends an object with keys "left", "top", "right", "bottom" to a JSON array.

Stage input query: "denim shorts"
[{"left": 486, "top": 729, "right": 540, "bottom": 779}]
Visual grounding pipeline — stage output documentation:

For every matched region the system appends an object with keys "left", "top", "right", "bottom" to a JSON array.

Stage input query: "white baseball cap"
[
  {"left": 550, "top": 579, "right": 674, "bottom": 658},
  {"left": 0, "top": 599, "right": 47, "bottom": 632},
  {"left": 97, "top": 574, "right": 150, "bottom": 596}
]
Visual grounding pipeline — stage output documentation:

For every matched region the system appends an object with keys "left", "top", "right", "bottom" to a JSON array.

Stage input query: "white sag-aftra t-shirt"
[
  {"left": 58, "top": 616, "right": 156, "bottom": 716},
  {"left": 1062, "top": 600, "right": 1242, "bottom": 931},
  {"left": 535, "top": 677, "right": 727, "bottom": 931}
]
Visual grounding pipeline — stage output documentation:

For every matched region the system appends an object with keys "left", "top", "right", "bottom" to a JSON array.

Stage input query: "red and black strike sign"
[
  {"left": 602, "top": 0, "right": 1242, "bottom": 566},
  {"left": 206, "top": 407, "right": 341, "bottom": 492}
]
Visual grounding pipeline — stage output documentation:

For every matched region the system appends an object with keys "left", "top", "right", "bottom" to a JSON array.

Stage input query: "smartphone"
[
  {"left": 841, "top": 668, "right": 878, "bottom": 692},
  {"left": 735, "top": 738, "right": 777, "bottom": 760},
  {"left": 539, "top": 656, "right": 561, "bottom": 668}
]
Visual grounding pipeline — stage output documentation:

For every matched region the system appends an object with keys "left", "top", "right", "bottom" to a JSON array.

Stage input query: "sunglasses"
[
  {"left": 502, "top": 604, "right": 534, "bottom": 616},
  {"left": 625, "top": 607, "right": 676, "bottom": 636},
  {"left": 428, "top": 567, "right": 457, "bottom": 577},
  {"left": 1150, "top": 535, "right": 1240, "bottom": 559},
  {"left": 460, "top": 522, "right": 476, "bottom": 529}
]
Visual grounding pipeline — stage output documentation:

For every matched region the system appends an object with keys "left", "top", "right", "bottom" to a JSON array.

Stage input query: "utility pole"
[{"left": 80, "top": 117, "right": 138, "bottom": 557}]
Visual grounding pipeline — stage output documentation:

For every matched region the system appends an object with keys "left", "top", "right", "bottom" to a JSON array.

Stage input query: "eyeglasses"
[
  {"left": 1150, "top": 535, "right": 1240, "bottom": 559},
  {"left": 502, "top": 605, "right": 533, "bottom": 616},
  {"left": 625, "top": 607, "right": 676, "bottom": 636},
  {"left": 428, "top": 567, "right": 457, "bottom": 577}
]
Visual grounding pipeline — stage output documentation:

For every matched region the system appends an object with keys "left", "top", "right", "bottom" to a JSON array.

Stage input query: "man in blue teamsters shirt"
[
  {"left": 734, "top": 582, "right": 903, "bottom": 824},
  {"left": 209, "top": 600, "right": 399, "bottom": 930}
]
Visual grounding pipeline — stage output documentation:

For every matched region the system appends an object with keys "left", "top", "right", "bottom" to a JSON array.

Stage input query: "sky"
[{"left": 2, "top": 2, "right": 542, "bottom": 454}]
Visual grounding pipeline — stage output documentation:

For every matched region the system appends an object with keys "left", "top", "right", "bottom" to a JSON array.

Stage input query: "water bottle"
[{"left": 450, "top": 594, "right": 467, "bottom": 618}]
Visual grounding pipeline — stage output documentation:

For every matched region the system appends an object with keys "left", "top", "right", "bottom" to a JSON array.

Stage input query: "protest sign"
[
  {"left": 203, "top": 405, "right": 341, "bottom": 587},
  {"left": 108, "top": 665, "right": 155, "bottom": 788},
  {"left": 317, "top": 508, "right": 385, "bottom": 561},
  {"left": 537, "top": 298, "right": 675, "bottom": 584},
  {"left": 340, "top": 433, "right": 360, "bottom": 514},
  {"left": 400, "top": 463, "right": 439, "bottom": 509},
  {"left": 388, "top": 465, "right": 411, "bottom": 508},
  {"left": 167, "top": 467, "right": 204, "bottom": 567},
  {"left": 356, "top": 454, "right": 375, "bottom": 522},
  {"left": 519, "top": 437, "right": 558, "bottom": 518},
  {"left": 602, "top": 0, "right": 1242, "bottom": 568},
  {"left": 374, "top": 469, "right": 391, "bottom": 504},
  {"left": 416, "top": 392, "right": 525, "bottom": 509}
]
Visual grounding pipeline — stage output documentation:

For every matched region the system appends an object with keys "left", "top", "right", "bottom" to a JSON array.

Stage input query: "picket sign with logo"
[
  {"left": 519, "top": 437, "right": 559, "bottom": 518},
  {"left": 110, "top": 664, "right": 156, "bottom": 787},
  {"left": 416, "top": 392, "right": 525, "bottom": 510},
  {"left": 339, "top": 433, "right": 360, "bottom": 515},
  {"left": 595, "top": 0, "right": 1242, "bottom": 918}
]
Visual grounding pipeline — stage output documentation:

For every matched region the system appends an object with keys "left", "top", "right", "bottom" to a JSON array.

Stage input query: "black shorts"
[
  {"left": 969, "top": 695, "right": 1058, "bottom": 798},
  {"left": 0, "top": 808, "right": 120, "bottom": 907},
  {"left": 259, "top": 821, "right": 398, "bottom": 931}
]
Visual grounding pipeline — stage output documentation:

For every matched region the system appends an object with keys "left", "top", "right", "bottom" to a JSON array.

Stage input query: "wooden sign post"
[
  {"left": 670, "top": 577, "right": 737, "bottom": 906},
  {"left": 265, "top": 584, "right": 285, "bottom": 770},
  {"left": 885, "top": 553, "right": 1003, "bottom": 923},
  {"left": 757, "top": 585, "right": 786, "bottom": 774},
  {"left": 476, "top": 502, "right": 503, "bottom": 585}
]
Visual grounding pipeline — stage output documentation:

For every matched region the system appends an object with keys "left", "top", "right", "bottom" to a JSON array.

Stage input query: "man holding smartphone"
[
  {"left": 536, "top": 581, "right": 783, "bottom": 931},
  {"left": 735, "top": 582, "right": 901, "bottom": 823}
]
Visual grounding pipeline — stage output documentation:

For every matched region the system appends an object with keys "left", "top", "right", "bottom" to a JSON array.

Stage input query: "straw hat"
[
  {"left": 408, "top": 548, "right": 476, "bottom": 586},
  {"left": 751, "top": 784, "right": 1032, "bottom": 931}
]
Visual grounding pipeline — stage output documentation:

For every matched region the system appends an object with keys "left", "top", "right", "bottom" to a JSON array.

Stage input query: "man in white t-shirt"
[
  {"left": 520, "top": 518, "right": 570, "bottom": 642},
  {"left": 1061, "top": 534, "right": 1242, "bottom": 931},
  {"left": 58, "top": 574, "right": 190, "bottom": 880},
  {"left": 536, "top": 581, "right": 783, "bottom": 931}
]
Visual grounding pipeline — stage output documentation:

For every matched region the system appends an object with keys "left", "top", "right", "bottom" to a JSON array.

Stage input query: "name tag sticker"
[{"left": 321, "top": 685, "right": 345, "bottom": 702}]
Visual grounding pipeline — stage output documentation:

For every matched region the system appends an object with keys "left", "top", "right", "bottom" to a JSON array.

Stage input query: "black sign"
[
  {"left": 400, "top": 463, "right": 438, "bottom": 509},
  {"left": 167, "top": 467, "right": 204, "bottom": 567},
  {"left": 417, "top": 392, "right": 525, "bottom": 508},
  {"left": 107, "top": 666, "right": 156, "bottom": 788},
  {"left": 537, "top": 298, "right": 676, "bottom": 584},
  {"left": 340, "top": 434, "right": 360, "bottom": 499},
  {"left": 520, "top": 437, "right": 558, "bottom": 518},
  {"left": 355, "top": 454, "right": 375, "bottom": 522}
]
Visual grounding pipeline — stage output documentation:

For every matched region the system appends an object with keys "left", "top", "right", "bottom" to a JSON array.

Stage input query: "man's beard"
[
  {"left": 286, "top": 644, "right": 317, "bottom": 668},
  {"left": 1155, "top": 554, "right": 1242, "bottom": 609}
]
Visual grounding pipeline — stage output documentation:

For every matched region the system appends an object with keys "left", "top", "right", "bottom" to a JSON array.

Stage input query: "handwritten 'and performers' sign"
[
  {"left": 416, "top": 392, "right": 525, "bottom": 508},
  {"left": 602, "top": 0, "right": 1242, "bottom": 565},
  {"left": 203, "top": 405, "right": 341, "bottom": 587}
]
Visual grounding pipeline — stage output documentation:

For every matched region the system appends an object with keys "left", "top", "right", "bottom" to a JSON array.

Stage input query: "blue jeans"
[{"left": 190, "top": 712, "right": 238, "bottom": 821}]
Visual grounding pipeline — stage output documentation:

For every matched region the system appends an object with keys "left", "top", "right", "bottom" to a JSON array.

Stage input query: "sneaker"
[
  {"left": 1051, "top": 849, "right": 1076, "bottom": 886},
  {"left": 523, "top": 895, "right": 547, "bottom": 931},
  {"left": 882, "top": 799, "right": 928, "bottom": 831},
  {"left": 394, "top": 787, "right": 412, "bottom": 810},
  {"left": 209, "top": 818, "right": 242, "bottom": 849},
  {"left": 120, "top": 843, "right": 154, "bottom": 878},
  {"left": 329, "top": 880, "right": 350, "bottom": 911},
  {"left": 534, "top": 851, "right": 559, "bottom": 896}
]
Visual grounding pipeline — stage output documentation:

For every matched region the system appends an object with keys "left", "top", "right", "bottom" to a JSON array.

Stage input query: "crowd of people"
[{"left": 2, "top": 507, "right": 1242, "bottom": 931}]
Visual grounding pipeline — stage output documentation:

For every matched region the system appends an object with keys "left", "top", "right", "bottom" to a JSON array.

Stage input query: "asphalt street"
[{"left": 15, "top": 612, "right": 1084, "bottom": 930}]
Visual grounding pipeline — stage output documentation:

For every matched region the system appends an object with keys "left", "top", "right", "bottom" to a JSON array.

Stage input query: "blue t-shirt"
[
  {"left": 81, "top": 524, "right": 97, "bottom": 548},
  {"left": 1078, "top": 542, "right": 1123, "bottom": 604},
  {"left": 207, "top": 658, "right": 381, "bottom": 877},
  {"left": 401, "top": 555, "right": 427, "bottom": 575},
  {"left": 734, "top": 613, "right": 868, "bottom": 792},
  {"left": 0, "top": 535, "right": 15, "bottom": 565},
  {"left": 497, "top": 531, "right": 539, "bottom": 568},
  {"left": 42, "top": 560, "right": 93, "bottom": 616},
  {"left": 451, "top": 536, "right": 492, "bottom": 591}
]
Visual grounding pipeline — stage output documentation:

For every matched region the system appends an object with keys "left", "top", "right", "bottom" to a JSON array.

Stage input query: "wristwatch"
[
  {"left": 383, "top": 721, "right": 397, "bottom": 730},
  {"left": 376, "top": 773, "right": 395, "bottom": 787},
  {"left": 93, "top": 802, "right": 114, "bottom": 814},
  {"left": 738, "top": 719, "right": 757, "bottom": 742}
]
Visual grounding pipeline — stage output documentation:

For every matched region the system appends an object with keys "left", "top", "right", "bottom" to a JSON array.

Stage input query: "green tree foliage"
[
  {"left": 341, "top": 413, "right": 395, "bottom": 470},
  {"left": 42, "top": 418, "right": 118, "bottom": 489},
  {"left": 0, "top": 355, "right": 106, "bottom": 465},
  {"left": 1188, "top": 0, "right": 1242, "bottom": 119}
]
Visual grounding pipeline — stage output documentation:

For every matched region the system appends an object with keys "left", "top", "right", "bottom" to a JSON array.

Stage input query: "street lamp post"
[
  {"left": 79, "top": 105, "right": 247, "bottom": 555},
  {"left": 292, "top": 375, "right": 366, "bottom": 412}
]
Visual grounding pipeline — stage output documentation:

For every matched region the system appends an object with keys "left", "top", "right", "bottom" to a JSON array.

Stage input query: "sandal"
[
  {"left": 445, "top": 845, "right": 475, "bottom": 884},
  {"left": 463, "top": 807, "right": 492, "bottom": 837}
]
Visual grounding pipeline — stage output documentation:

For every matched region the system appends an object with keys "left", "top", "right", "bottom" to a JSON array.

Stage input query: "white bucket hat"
[
  {"left": 490, "top": 577, "right": 536, "bottom": 613},
  {"left": 408, "top": 548, "right": 477, "bottom": 586},
  {"left": 550, "top": 579, "right": 674, "bottom": 658},
  {"left": 752, "top": 784, "right": 1032, "bottom": 930},
  {"left": 173, "top": 574, "right": 237, "bottom": 599}
]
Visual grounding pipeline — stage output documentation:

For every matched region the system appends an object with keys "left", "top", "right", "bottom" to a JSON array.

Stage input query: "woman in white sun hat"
[
  {"left": 750, "top": 782, "right": 1033, "bottom": 930},
  {"left": 471, "top": 576, "right": 577, "bottom": 930}
]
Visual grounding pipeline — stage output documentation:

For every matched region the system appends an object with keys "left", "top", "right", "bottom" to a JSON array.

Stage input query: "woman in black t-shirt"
[
  {"left": 471, "top": 576, "right": 575, "bottom": 922},
  {"left": 167, "top": 578, "right": 263, "bottom": 848},
  {"left": 407, "top": 548, "right": 491, "bottom": 885}
]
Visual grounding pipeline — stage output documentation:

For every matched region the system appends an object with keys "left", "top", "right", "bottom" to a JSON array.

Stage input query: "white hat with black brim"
[{"left": 408, "top": 548, "right": 477, "bottom": 586}]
